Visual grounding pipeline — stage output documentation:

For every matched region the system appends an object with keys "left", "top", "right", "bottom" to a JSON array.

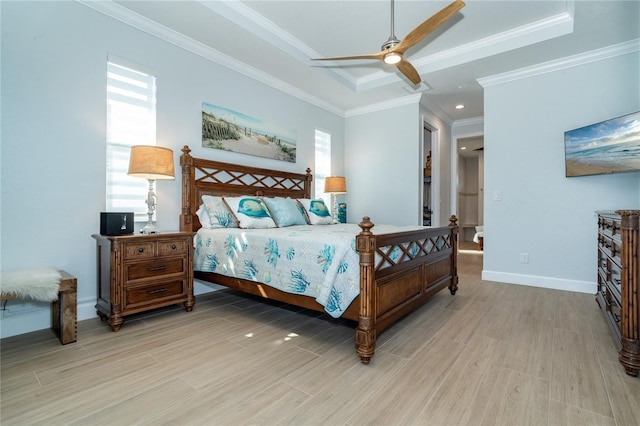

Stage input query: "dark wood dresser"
[
  {"left": 92, "top": 231, "right": 195, "bottom": 331},
  {"left": 595, "top": 210, "right": 639, "bottom": 377}
]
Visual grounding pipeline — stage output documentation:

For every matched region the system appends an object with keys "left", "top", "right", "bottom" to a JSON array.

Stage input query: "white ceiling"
[{"left": 90, "top": 0, "right": 639, "bottom": 121}]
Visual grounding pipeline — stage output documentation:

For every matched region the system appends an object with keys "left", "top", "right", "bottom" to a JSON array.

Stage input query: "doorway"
[
  {"left": 423, "top": 127, "right": 432, "bottom": 226},
  {"left": 422, "top": 123, "right": 440, "bottom": 226},
  {"left": 456, "top": 136, "right": 484, "bottom": 246}
]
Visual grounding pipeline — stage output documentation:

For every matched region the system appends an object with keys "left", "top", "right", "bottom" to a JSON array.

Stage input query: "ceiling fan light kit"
[
  {"left": 384, "top": 52, "right": 402, "bottom": 65},
  {"left": 312, "top": 0, "right": 465, "bottom": 85}
]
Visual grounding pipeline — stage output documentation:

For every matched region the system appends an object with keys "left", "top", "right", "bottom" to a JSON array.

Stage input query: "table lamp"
[
  {"left": 324, "top": 176, "right": 347, "bottom": 223},
  {"left": 127, "top": 145, "right": 175, "bottom": 234}
]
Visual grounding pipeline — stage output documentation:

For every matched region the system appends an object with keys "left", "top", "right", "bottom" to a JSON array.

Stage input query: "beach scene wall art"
[
  {"left": 202, "top": 102, "right": 296, "bottom": 163},
  {"left": 565, "top": 111, "right": 640, "bottom": 177}
]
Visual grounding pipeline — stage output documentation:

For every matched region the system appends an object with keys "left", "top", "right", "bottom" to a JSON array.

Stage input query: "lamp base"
[
  {"left": 140, "top": 223, "right": 157, "bottom": 234},
  {"left": 140, "top": 178, "right": 158, "bottom": 234}
]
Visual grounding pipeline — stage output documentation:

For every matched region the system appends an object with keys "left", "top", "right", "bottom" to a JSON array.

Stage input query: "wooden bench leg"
[{"left": 51, "top": 271, "right": 77, "bottom": 344}]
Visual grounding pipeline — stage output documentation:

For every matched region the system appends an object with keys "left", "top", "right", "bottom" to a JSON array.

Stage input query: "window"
[
  {"left": 314, "top": 129, "right": 331, "bottom": 205},
  {"left": 106, "top": 57, "right": 157, "bottom": 220}
]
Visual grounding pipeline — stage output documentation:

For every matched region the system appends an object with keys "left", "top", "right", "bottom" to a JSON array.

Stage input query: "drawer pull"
[
  {"left": 148, "top": 288, "right": 167, "bottom": 295},
  {"left": 171, "top": 244, "right": 177, "bottom": 250},
  {"left": 147, "top": 266, "right": 167, "bottom": 272},
  {"left": 138, "top": 248, "right": 144, "bottom": 253}
]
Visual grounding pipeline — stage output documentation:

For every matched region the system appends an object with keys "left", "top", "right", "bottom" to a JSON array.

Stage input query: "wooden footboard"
[
  {"left": 355, "top": 216, "right": 458, "bottom": 364},
  {"left": 180, "top": 145, "right": 458, "bottom": 364}
]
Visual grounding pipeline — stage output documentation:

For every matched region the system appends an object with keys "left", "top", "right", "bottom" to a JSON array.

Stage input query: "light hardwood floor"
[{"left": 2, "top": 246, "right": 639, "bottom": 425}]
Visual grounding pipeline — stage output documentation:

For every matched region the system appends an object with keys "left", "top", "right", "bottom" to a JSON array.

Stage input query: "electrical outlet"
[
  {"left": 493, "top": 191, "right": 503, "bottom": 201},
  {"left": 520, "top": 253, "right": 529, "bottom": 264}
]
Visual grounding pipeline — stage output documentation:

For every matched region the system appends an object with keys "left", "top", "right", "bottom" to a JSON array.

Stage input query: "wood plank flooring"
[{"left": 2, "top": 246, "right": 639, "bottom": 425}]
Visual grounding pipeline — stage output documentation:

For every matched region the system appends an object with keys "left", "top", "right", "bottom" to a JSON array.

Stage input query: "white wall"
[
  {"left": 481, "top": 50, "right": 640, "bottom": 293},
  {"left": 0, "top": 1, "right": 344, "bottom": 338},
  {"left": 344, "top": 101, "right": 421, "bottom": 226}
]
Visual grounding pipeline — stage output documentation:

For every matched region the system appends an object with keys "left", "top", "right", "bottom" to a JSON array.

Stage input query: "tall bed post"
[
  {"left": 355, "top": 216, "right": 376, "bottom": 364},
  {"left": 180, "top": 145, "right": 195, "bottom": 232},
  {"left": 448, "top": 215, "right": 459, "bottom": 294},
  {"left": 304, "top": 168, "right": 313, "bottom": 198}
]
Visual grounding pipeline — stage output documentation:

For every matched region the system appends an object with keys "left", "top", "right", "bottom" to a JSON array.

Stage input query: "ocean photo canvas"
[{"left": 565, "top": 111, "right": 640, "bottom": 177}]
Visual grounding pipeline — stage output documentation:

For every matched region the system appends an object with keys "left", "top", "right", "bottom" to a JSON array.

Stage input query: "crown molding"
[
  {"left": 196, "top": 0, "right": 358, "bottom": 91},
  {"left": 419, "top": 97, "right": 454, "bottom": 126},
  {"left": 478, "top": 38, "right": 640, "bottom": 88},
  {"left": 345, "top": 93, "right": 422, "bottom": 118},
  {"left": 77, "top": 0, "right": 347, "bottom": 117},
  {"left": 452, "top": 116, "right": 485, "bottom": 129}
]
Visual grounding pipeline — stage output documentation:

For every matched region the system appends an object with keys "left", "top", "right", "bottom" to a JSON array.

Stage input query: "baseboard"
[{"left": 481, "top": 270, "right": 596, "bottom": 294}]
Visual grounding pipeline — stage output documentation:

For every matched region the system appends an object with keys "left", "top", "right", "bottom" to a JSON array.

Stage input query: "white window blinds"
[
  {"left": 314, "top": 129, "right": 331, "bottom": 206},
  {"left": 106, "top": 57, "right": 157, "bottom": 220}
]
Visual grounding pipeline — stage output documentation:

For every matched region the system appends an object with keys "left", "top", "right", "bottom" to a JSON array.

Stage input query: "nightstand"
[{"left": 92, "top": 231, "right": 195, "bottom": 331}]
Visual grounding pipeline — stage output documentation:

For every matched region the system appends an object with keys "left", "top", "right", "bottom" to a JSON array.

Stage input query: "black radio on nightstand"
[{"left": 100, "top": 212, "right": 134, "bottom": 236}]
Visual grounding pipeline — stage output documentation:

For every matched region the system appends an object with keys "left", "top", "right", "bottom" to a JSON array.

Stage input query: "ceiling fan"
[{"left": 312, "top": 0, "right": 465, "bottom": 85}]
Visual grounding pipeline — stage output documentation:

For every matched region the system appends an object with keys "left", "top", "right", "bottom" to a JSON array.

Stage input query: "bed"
[
  {"left": 179, "top": 145, "right": 459, "bottom": 364},
  {"left": 473, "top": 226, "right": 484, "bottom": 250}
]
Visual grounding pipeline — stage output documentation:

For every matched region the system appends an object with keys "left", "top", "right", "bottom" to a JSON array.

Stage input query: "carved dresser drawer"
[
  {"left": 595, "top": 210, "right": 639, "bottom": 377},
  {"left": 93, "top": 231, "right": 195, "bottom": 332}
]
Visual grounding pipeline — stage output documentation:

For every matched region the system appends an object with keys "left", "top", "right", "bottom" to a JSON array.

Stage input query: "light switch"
[{"left": 493, "top": 191, "right": 502, "bottom": 201}]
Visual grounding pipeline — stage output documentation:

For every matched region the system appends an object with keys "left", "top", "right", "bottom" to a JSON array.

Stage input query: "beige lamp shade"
[
  {"left": 324, "top": 176, "right": 347, "bottom": 194},
  {"left": 128, "top": 145, "right": 175, "bottom": 180}
]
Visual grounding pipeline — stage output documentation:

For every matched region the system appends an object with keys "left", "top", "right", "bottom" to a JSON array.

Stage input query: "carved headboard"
[{"left": 180, "top": 145, "right": 313, "bottom": 232}]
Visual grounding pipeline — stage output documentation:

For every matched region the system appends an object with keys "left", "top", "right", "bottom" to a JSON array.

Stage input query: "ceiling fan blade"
[
  {"left": 394, "top": 0, "right": 465, "bottom": 54},
  {"left": 396, "top": 59, "right": 421, "bottom": 85},
  {"left": 312, "top": 51, "right": 386, "bottom": 62}
]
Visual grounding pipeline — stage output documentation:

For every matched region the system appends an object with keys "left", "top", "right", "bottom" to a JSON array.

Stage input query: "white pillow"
[
  {"left": 223, "top": 196, "right": 277, "bottom": 229},
  {"left": 201, "top": 195, "right": 238, "bottom": 228},
  {"left": 297, "top": 198, "right": 333, "bottom": 225},
  {"left": 196, "top": 205, "right": 212, "bottom": 229}
]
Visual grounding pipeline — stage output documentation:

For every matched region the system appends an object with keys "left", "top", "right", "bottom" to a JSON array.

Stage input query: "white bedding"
[
  {"left": 193, "top": 223, "right": 422, "bottom": 317},
  {"left": 473, "top": 225, "right": 484, "bottom": 244}
]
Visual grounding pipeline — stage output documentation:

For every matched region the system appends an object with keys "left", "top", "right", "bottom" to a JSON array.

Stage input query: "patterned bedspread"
[{"left": 193, "top": 224, "right": 422, "bottom": 317}]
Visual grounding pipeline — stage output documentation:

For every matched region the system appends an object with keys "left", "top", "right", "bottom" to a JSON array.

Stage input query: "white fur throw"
[{"left": 0, "top": 268, "right": 61, "bottom": 302}]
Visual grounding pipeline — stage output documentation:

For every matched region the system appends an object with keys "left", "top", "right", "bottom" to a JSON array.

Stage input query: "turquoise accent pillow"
[
  {"left": 201, "top": 195, "right": 238, "bottom": 228},
  {"left": 297, "top": 198, "right": 333, "bottom": 225},
  {"left": 263, "top": 197, "right": 308, "bottom": 227},
  {"left": 223, "top": 196, "right": 277, "bottom": 229}
]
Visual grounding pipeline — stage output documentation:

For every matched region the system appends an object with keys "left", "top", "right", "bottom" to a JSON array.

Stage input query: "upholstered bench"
[{"left": 0, "top": 269, "right": 77, "bottom": 344}]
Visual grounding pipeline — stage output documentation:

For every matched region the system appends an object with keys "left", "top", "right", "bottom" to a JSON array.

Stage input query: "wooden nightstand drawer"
[
  {"left": 124, "top": 242, "right": 156, "bottom": 259},
  {"left": 124, "top": 279, "right": 186, "bottom": 308},
  {"left": 126, "top": 258, "right": 185, "bottom": 281},
  {"left": 158, "top": 240, "right": 188, "bottom": 256}
]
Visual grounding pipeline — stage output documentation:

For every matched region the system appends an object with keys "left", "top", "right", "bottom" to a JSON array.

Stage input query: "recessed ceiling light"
[
  {"left": 461, "top": 146, "right": 467, "bottom": 150},
  {"left": 455, "top": 104, "right": 465, "bottom": 109}
]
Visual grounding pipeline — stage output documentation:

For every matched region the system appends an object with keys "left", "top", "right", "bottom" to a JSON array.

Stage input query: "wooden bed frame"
[{"left": 179, "top": 145, "right": 459, "bottom": 364}]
